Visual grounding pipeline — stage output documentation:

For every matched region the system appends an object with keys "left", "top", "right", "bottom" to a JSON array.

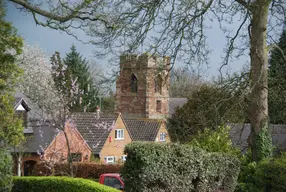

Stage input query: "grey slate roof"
[
  {"left": 71, "top": 113, "right": 118, "bottom": 154},
  {"left": 18, "top": 121, "right": 58, "bottom": 153},
  {"left": 169, "top": 98, "right": 188, "bottom": 116},
  {"left": 124, "top": 119, "right": 161, "bottom": 141},
  {"left": 228, "top": 123, "right": 286, "bottom": 152}
]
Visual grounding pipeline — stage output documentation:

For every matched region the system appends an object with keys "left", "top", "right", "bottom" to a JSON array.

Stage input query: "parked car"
[{"left": 99, "top": 173, "right": 124, "bottom": 191}]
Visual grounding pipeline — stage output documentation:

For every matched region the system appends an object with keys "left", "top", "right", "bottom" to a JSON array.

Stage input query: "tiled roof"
[
  {"left": 124, "top": 119, "right": 161, "bottom": 141},
  {"left": 71, "top": 113, "right": 118, "bottom": 154},
  {"left": 20, "top": 121, "right": 58, "bottom": 153},
  {"left": 169, "top": 98, "right": 188, "bottom": 116},
  {"left": 228, "top": 123, "right": 286, "bottom": 153}
]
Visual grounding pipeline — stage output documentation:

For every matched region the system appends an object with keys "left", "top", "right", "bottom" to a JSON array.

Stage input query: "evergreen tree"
[
  {"left": 0, "top": 0, "right": 24, "bottom": 147},
  {"left": 269, "top": 30, "right": 286, "bottom": 124},
  {"left": 52, "top": 45, "right": 99, "bottom": 112}
]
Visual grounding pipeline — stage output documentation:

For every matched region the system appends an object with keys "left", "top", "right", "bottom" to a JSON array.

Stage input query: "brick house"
[{"left": 13, "top": 54, "right": 179, "bottom": 175}]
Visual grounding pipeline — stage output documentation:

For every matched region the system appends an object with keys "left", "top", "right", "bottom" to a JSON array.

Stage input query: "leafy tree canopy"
[{"left": 0, "top": 1, "right": 24, "bottom": 146}]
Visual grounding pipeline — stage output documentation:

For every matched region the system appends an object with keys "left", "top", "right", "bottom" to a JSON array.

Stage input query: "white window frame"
[
  {"left": 105, "top": 156, "right": 115, "bottom": 164},
  {"left": 115, "top": 129, "right": 124, "bottom": 140},
  {"left": 159, "top": 133, "right": 166, "bottom": 142},
  {"left": 121, "top": 155, "right": 127, "bottom": 162}
]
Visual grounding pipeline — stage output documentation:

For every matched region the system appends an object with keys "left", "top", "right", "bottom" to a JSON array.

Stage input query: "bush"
[
  {"left": 189, "top": 125, "right": 240, "bottom": 155},
  {"left": 12, "top": 176, "right": 120, "bottom": 192},
  {"left": 236, "top": 153, "right": 286, "bottom": 192},
  {"left": 0, "top": 148, "right": 13, "bottom": 192},
  {"left": 121, "top": 142, "right": 240, "bottom": 192},
  {"left": 34, "top": 162, "right": 122, "bottom": 179}
]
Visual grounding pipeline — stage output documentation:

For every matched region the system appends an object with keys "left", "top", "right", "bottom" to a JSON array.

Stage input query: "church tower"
[{"left": 115, "top": 54, "right": 170, "bottom": 119}]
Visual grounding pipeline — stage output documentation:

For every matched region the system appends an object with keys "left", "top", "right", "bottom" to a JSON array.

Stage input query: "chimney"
[{"left": 96, "top": 106, "right": 100, "bottom": 119}]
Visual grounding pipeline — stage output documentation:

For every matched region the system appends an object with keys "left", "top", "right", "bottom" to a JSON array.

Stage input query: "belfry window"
[
  {"left": 130, "top": 74, "right": 138, "bottom": 93},
  {"left": 155, "top": 75, "right": 163, "bottom": 94}
]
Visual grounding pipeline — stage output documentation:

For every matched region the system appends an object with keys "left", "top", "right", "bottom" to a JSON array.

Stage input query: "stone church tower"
[{"left": 115, "top": 54, "right": 170, "bottom": 119}]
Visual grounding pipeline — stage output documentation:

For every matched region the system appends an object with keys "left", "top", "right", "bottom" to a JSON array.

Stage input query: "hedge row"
[
  {"left": 34, "top": 163, "right": 122, "bottom": 179},
  {"left": 121, "top": 142, "right": 240, "bottom": 192},
  {"left": 12, "top": 176, "right": 120, "bottom": 192}
]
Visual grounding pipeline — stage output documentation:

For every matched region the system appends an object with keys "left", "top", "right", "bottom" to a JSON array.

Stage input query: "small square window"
[
  {"left": 105, "top": 156, "right": 115, "bottom": 164},
  {"left": 115, "top": 129, "right": 124, "bottom": 140},
  {"left": 156, "top": 100, "right": 162, "bottom": 112},
  {"left": 71, "top": 153, "right": 82, "bottom": 162},
  {"left": 159, "top": 133, "right": 166, "bottom": 142}
]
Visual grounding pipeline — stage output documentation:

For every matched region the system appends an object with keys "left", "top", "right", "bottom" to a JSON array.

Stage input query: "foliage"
[
  {"left": 122, "top": 142, "right": 240, "bottom": 192},
  {"left": 16, "top": 43, "right": 61, "bottom": 119},
  {"left": 236, "top": 154, "right": 286, "bottom": 192},
  {"left": 0, "top": 0, "right": 24, "bottom": 146},
  {"left": 34, "top": 162, "right": 122, "bottom": 179},
  {"left": 269, "top": 30, "right": 286, "bottom": 124},
  {"left": 53, "top": 45, "right": 99, "bottom": 112},
  {"left": 0, "top": 148, "right": 13, "bottom": 192},
  {"left": 189, "top": 125, "right": 240, "bottom": 155},
  {"left": 12, "top": 176, "right": 120, "bottom": 192},
  {"left": 168, "top": 84, "right": 245, "bottom": 143},
  {"left": 254, "top": 123, "right": 273, "bottom": 161}
]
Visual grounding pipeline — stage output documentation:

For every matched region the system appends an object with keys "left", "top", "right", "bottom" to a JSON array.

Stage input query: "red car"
[{"left": 99, "top": 173, "right": 124, "bottom": 191}]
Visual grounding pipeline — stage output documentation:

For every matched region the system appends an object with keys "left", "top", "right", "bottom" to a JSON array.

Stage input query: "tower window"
[
  {"left": 130, "top": 74, "right": 138, "bottom": 93},
  {"left": 156, "top": 100, "right": 162, "bottom": 113},
  {"left": 155, "top": 75, "right": 163, "bottom": 94}
]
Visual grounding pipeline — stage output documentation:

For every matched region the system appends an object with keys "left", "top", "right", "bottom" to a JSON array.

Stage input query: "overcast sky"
[{"left": 6, "top": 2, "right": 249, "bottom": 79}]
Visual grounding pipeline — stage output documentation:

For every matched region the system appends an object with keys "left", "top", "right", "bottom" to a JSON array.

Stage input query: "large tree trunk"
[{"left": 248, "top": 1, "right": 270, "bottom": 161}]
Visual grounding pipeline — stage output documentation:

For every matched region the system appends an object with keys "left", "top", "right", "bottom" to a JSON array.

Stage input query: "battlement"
[{"left": 119, "top": 53, "right": 170, "bottom": 70}]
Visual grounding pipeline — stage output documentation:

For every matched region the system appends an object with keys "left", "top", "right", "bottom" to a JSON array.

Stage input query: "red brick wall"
[{"left": 115, "top": 54, "right": 170, "bottom": 119}]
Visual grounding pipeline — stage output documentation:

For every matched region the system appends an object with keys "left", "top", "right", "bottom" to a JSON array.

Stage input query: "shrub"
[
  {"left": 0, "top": 148, "right": 13, "bottom": 192},
  {"left": 236, "top": 153, "right": 286, "bottom": 192},
  {"left": 34, "top": 162, "right": 122, "bottom": 179},
  {"left": 122, "top": 142, "right": 240, "bottom": 192},
  {"left": 12, "top": 176, "right": 120, "bottom": 192},
  {"left": 188, "top": 125, "right": 240, "bottom": 155}
]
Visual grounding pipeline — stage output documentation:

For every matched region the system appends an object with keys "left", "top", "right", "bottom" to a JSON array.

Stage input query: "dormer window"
[
  {"left": 130, "top": 74, "right": 138, "bottom": 93},
  {"left": 155, "top": 75, "right": 162, "bottom": 94}
]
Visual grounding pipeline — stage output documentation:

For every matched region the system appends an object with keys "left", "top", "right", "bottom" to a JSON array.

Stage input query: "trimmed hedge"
[
  {"left": 121, "top": 142, "right": 240, "bottom": 192},
  {"left": 12, "top": 176, "right": 120, "bottom": 192},
  {"left": 34, "top": 162, "right": 122, "bottom": 179}
]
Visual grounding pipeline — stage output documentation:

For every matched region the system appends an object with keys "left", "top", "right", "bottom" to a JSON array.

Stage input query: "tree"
[
  {"left": 0, "top": 0, "right": 24, "bottom": 147},
  {"left": 269, "top": 30, "right": 286, "bottom": 124},
  {"left": 170, "top": 67, "right": 203, "bottom": 98},
  {"left": 61, "top": 45, "right": 99, "bottom": 112},
  {"left": 10, "top": 0, "right": 286, "bottom": 161},
  {"left": 168, "top": 84, "right": 246, "bottom": 143}
]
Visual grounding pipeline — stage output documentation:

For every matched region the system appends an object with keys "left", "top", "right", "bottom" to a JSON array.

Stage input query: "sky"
[{"left": 6, "top": 2, "right": 249, "bottom": 80}]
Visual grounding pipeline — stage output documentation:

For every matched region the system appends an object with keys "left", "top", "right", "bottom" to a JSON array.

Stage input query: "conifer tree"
[{"left": 269, "top": 30, "right": 286, "bottom": 124}]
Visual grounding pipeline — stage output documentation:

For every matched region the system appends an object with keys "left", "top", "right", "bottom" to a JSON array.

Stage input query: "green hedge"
[
  {"left": 34, "top": 163, "right": 122, "bottom": 179},
  {"left": 12, "top": 176, "right": 120, "bottom": 192},
  {"left": 0, "top": 148, "right": 13, "bottom": 192},
  {"left": 121, "top": 142, "right": 240, "bottom": 192},
  {"left": 237, "top": 154, "right": 286, "bottom": 192}
]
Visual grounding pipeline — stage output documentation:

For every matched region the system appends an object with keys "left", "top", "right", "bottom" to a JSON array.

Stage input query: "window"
[
  {"left": 130, "top": 74, "right": 138, "bottom": 93},
  {"left": 105, "top": 156, "right": 115, "bottom": 164},
  {"left": 159, "top": 133, "right": 166, "bottom": 142},
  {"left": 154, "top": 75, "right": 163, "bottom": 94},
  {"left": 71, "top": 153, "right": 82, "bottom": 162},
  {"left": 103, "top": 176, "right": 123, "bottom": 189},
  {"left": 121, "top": 155, "right": 127, "bottom": 162},
  {"left": 156, "top": 100, "right": 162, "bottom": 113},
  {"left": 115, "top": 129, "right": 124, "bottom": 140}
]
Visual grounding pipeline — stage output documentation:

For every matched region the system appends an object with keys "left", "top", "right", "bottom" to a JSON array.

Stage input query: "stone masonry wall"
[{"left": 115, "top": 54, "right": 170, "bottom": 119}]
